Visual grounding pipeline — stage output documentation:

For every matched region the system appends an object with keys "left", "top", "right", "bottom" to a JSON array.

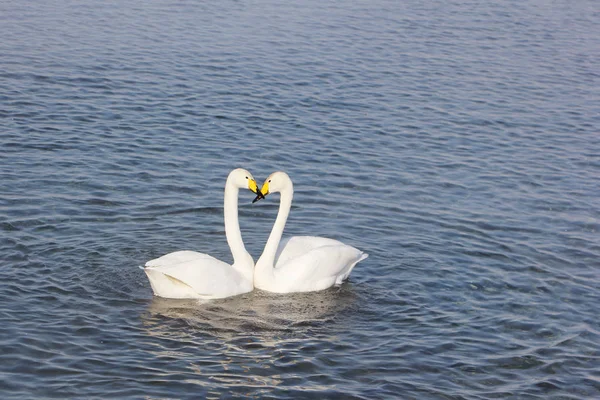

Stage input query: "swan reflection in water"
[
  {"left": 139, "top": 284, "right": 360, "bottom": 392},
  {"left": 142, "top": 283, "right": 358, "bottom": 339}
]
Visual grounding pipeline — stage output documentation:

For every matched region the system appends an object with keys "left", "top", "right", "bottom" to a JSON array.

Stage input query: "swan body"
[
  {"left": 143, "top": 168, "right": 259, "bottom": 299},
  {"left": 253, "top": 172, "right": 368, "bottom": 293}
]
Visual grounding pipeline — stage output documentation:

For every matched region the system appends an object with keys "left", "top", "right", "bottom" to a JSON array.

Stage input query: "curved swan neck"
[
  {"left": 223, "top": 181, "right": 252, "bottom": 270},
  {"left": 257, "top": 184, "right": 294, "bottom": 269}
]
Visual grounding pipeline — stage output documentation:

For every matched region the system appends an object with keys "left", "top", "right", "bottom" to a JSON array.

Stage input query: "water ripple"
[{"left": 1, "top": 0, "right": 599, "bottom": 398}]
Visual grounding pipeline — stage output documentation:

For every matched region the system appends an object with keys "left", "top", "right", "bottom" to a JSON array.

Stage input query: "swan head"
[
  {"left": 229, "top": 168, "right": 263, "bottom": 198},
  {"left": 252, "top": 171, "right": 291, "bottom": 203}
]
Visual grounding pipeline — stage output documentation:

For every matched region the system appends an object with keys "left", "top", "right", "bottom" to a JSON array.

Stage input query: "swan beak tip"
[{"left": 252, "top": 192, "right": 265, "bottom": 203}]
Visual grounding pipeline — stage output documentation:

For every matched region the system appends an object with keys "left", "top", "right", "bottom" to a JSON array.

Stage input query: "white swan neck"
[
  {"left": 223, "top": 181, "right": 253, "bottom": 278},
  {"left": 256, "top": 184, "right": 293, "bottom": 281}
]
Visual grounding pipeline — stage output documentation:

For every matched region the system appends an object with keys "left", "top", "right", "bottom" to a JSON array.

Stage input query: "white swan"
[
  {"left": 143, "top": 168, "right": 261, "bottom": 299},
  {"left": 252, "top": 171, "right": 368, "bottom": 293}
]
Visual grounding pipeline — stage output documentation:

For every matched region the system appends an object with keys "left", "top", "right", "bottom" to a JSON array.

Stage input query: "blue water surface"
[{"left": 1, "top": 0, "right": 599, "bottom": 398}]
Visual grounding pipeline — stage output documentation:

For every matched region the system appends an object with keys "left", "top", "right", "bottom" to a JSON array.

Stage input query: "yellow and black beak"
[
  {"left": 252, "top": 180, "right": 270, "bottom": 203},
  {"left": 248, "top": 179, "right": 264, "bottom": 201}
]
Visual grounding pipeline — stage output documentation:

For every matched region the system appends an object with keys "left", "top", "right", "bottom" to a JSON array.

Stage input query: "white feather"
[
  {"left": 254, "top": 172, "right": 368, "bottom": 293},
  {"left": 142, "top": 169, "right": 257, "bottom": 299}
]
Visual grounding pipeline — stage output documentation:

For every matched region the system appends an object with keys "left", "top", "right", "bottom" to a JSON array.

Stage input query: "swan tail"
[
  {"left": 143, "top": 268, "right": 200, "bottom": 299},
  {"left": 336, "top": 252, "right": 369, "bottom": 284}
]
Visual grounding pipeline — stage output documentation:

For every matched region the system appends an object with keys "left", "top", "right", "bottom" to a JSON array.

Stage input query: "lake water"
[{"left": 1, "top": 0, "right": 599, "bottom": 398}]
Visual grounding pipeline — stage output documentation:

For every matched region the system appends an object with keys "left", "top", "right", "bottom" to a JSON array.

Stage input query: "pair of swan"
[{"left": 143, "top": 169, "right": 368, "bottom": 299}]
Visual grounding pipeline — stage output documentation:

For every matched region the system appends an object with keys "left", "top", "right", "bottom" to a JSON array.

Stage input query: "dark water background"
[{"left": 1, "top": 0, "right": 599, "bottom": 398}]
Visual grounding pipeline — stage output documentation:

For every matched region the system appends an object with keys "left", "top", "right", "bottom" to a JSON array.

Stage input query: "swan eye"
[
  {"left": 268, "top": 180, "right": 271, "bottom": 183},
  {"left": 245, "top": 176, "right": 248, "bottom": 179}
]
